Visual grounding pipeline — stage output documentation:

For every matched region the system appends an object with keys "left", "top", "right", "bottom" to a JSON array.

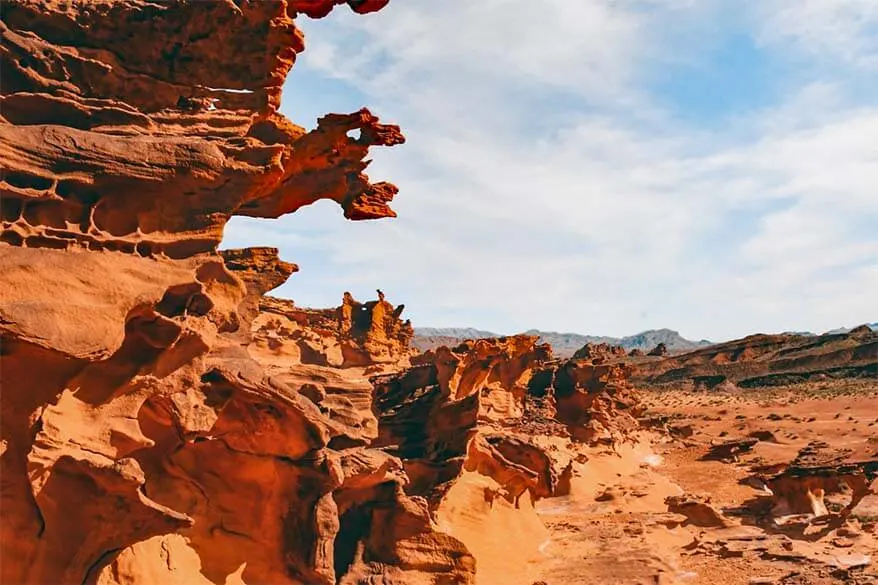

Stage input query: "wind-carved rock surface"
[
  {"left": 6, "top": 2, "right": 875, "bottom": 585},
  {"left": 0, "top": 2, "right": 654, "bottom": 583},
  {"left": 255, "top": 291, "right": 414, "bottom": 370},
  {"left": 373, "top": 336, "right": 558, "bottom": 502},
  {"left": 370, "top": 336, "right": 645, "bottom": 580},
  {"left": 0, "top": 2, "right": 476, "bottom": 584},
  {"left": 249, "top": 292, "right": 415, "bottom": 452},
  {"left": 0, "top": 0, "right": 404, "bottom": 258},
  {"left": 571, "top": 342, "right": 627, "bottom": 362}
]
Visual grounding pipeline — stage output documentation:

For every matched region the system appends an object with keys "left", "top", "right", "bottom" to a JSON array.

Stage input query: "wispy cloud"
[
  {"left": 225, "top": 0, "right": 878, "bottom": 340},
  {"left": 753, "top": 0, "right": 878, "bottom": 69}
]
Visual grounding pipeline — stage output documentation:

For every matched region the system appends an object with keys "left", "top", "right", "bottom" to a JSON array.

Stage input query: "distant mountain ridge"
[
  {"left": 413, "top": 323, "right": 877, "bottom": 357},
  {"left": 779, "top": 323, "right": 877, "bottom": 336},
  {"left": 412, "top": 326, "right": 712, "bottom": 357},
  {"left": 414, "top": 327, "right": 498, "bottom": 339},
  {"left": 523, "top": 328, "right": 712, "bottom": 357},
  {"left": 821, "top": 323, "right": 878, "bottom": 335}
]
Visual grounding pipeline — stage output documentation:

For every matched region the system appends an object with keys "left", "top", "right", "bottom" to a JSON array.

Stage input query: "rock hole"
[
  {"left": 1, "top": 198, "right": 23, "bottom": 222},
  {"left": 246, "top": 119, "right": 289, "bottom": 145},
  {"left": 2, "top": 171, "right": 54, "bottom": 191},
  {"left": 82, "top": 547, "right": 122, "bottom": 585},
  {"left": 156, "top": 283, "right": 212, "bottom": 318},
  {"left": 203, "top": 384, "right": 234, "bottom": 409},
  {"left": 253, "top": 402, "right": 282, "bottom": 419},
  {"left": 346, "top": 129, "right": 362, "bottom": 141},
  {"left": 216, "top": 311, "right": 240, "bottom": 334},
  {"left": 92, "top": 203, "right": 140, "bottom": 237},
  {"left": 24, "top": 235, "right": 68, "bottom": 250},
  {"left": 162, "top": 238, "right": 217, "bottom": 259},
  {"left": 1, "top": 231, "right": 24, "bottom": 246},
  {"left": 125, "top": 313, "right": 182, "bottom": 350},
  {"left": 334, "top": 504, "right": 371, "bottom": 582},
  {"left": 328, "top": 436, "right": 368, "bottom": 450},
  {"left": 200, "top": 369, "right": 226, "bottom": 385},
  {"left": 56, "top": 179, "right": 100, "bottom": 206},
  {"left": 23, "top": 201, "right": 67, "bottom": 229},
  {"left": 8, "top": 173, "right": 50, "bottom": 194}
]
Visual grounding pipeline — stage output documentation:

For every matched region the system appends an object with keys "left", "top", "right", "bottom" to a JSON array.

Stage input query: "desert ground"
[{"left": 525, "top": 382, "right": 878, "bottom": 585}]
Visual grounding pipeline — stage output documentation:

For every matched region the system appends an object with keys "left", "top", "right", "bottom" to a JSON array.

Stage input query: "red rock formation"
[
  {"left": 247, "top": 292, "right": 415, "bottom": 451},
  {"left": 766, "top": 462, "right": 878, "bottom": 520},
  {"left": 759, "top": 442, "right": 878, "bottom": 522},
  {"left": 372, "top": 336, "right": 558, "bottom": 499},
  {"left": 373, "top": 336, "right": 644, "bottom": 498},
  {"left": 0, "top": 2, "right": 658, "bottom": 583},
  {"left": 572, "top": 342, "right": 627, "bottom": 362},
  {"left": 549, "top": 360, "right": 643, "bottom": 444},
  {"left": 665, "top": 494, "right": 733, "bottom": 528},
  {"left": 1, "top": 0, "right": 405, "bottom": 256},
  {"left": 632, "top": 329, "right": 878, "bottom": 388},
  {"left": 369, "top": 336, "right": 644, "bottom": 580},
  {"left": 703, "top": 438, "right": 760, "bottom": 462},
  {"left": 254, "top": 292, "right": 414, "bottom": 370},
  {"left": 0, "top": 2, "right": 476, "bottom": 584},
  {"left": 647, "top": 342, "right": 670, "bottom": 357}
]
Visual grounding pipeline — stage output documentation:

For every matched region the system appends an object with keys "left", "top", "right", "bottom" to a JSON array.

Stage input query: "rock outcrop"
[
  {"left": 248, "top": 292, "right": 414, "bottom": 451},
  {"left": 647, "top": 342, "right": 669, "bottom": 357},
  {"left": 766, "top": 461, "right": 878, "bottom": 520},
  {"left": 527, "top": 358, "right": 643, "bottom": 446},
  {"left": 6, "top": 2, "right": 875, "bottom": 585},
  {"left": 255, "top": 292, "right": 414, "bottom": 370},
  {"left": 0, "top": 2, "right": 652, "bottom": 584},
  {"left": 372, "top": 335, "right": 642, "bottom": 511},
  {"left": 571, "top": 342, "right": 627, "bottom": 362},
  {"left": 750, "top": 442, "right": 878, "bottom": 523},
  {"left": 373, "top": 336, "right": 554, "bottom": 500},
  {"left": 665, "top": 494, "right": 734, "bottom": 528},
  {"left": 0, "top": 2, "right": 475, "bottom": 584},
  {"left": 370, "top": 335, "right": 643, "bottom": 581},
  {"left": 632, "top": 329, "right": 878, "bottom": 388}
]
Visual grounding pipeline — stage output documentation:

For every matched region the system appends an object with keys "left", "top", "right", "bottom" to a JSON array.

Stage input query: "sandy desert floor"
[{"left": 527, "top": 382, "right": 878, "bottom": 585}]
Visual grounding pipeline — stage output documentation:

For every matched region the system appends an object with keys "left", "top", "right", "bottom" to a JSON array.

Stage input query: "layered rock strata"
[
  {"left": 373, "top": 336, "right": 643, "bottom": 512},
  {"left": 255, "top": 292, "right": 414, "bottom": 370},
  {"left": 0, "top": 1, "right": 473, "bottom": 584},
  {"left": 571, "top": 342, "right": 627, "bottom": 361},
  {"left": 365, "top": 336, "right": 645, "bottom": 581},
  {"left": 632, "top": 327, "right": 878, "bottom": 389},
  {"left": 0, "top": 2, "right": 648, "bottom": 583}
]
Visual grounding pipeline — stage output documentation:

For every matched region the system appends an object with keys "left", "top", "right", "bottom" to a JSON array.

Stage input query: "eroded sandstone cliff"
[
  {"left": 0, "top": 2, "right": 653, "bottom": 584},
  {"left": 0, "top": 2, "right": 471, "bottom": 584}
]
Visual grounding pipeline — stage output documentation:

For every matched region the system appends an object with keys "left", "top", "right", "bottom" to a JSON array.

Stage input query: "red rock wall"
[
  {"left": 0, "top": 3, "right": 646, "bottom": 584},
  {"left": 0, "top": 2, "right": 474, "bottom": 584}
]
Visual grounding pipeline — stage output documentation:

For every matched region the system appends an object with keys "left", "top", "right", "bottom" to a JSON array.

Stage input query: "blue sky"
[{"left": 222, "top": 0, "right": 878, "bottom": 341}]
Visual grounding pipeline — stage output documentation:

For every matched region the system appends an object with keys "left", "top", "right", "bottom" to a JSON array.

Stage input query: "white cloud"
[
  {"left": 754, "top": 0, "right": 878, "bottom": 69},
  {"left": 225, "top": 0, "right": 878, "bottom": 340}
]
